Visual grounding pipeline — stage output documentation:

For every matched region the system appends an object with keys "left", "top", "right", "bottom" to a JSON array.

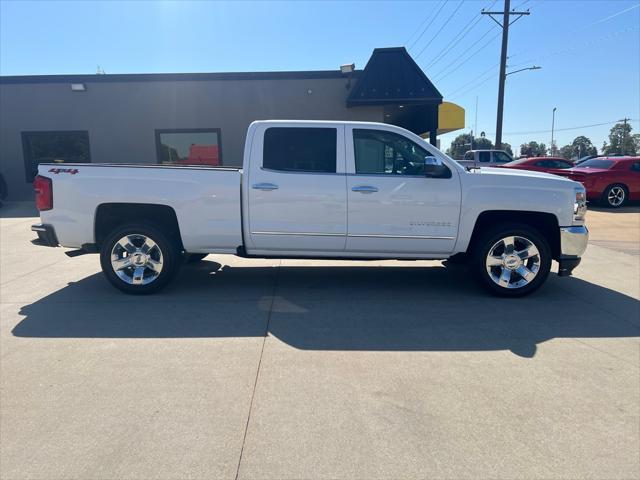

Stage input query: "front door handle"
[
  {"left": 351, "top": 185, "right": 379, "bottom": 194},
  {"left": 252, "top": 183, "right": 279, "bottom": 191}
]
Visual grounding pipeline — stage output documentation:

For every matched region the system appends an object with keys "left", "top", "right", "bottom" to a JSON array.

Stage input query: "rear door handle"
[
  {"left": 351, "top": 185, "right": 379, "bottom": 194},
  {"left": 252, "top": 183, "right": 279, "bottom": 191}
]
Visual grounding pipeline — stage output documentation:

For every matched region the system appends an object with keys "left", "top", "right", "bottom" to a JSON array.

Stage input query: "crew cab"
[
  {"left": 558, "top": 156, "right": 640, "bottom": 208},
  {"left": 31, "top": 120, "right": 588, "bottom": 297},
  {"left": 458, "top": 149, "right": 514, "bottom": 168}
]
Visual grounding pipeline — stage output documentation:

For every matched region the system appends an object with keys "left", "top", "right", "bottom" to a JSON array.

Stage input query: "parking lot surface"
[{"left": 1, "top": 202, "right": 638, "bottom": 480}]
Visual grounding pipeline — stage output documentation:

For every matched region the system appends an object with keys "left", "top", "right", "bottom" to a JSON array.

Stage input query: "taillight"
[{"left": 34, "top": 175, "right": 53, "bottom": 211}]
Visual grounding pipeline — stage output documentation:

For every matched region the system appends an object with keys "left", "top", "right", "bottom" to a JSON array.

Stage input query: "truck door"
[
  {"left": 345, "top": 126, "right": 461, "bottom": 254},
  {"left": 247, "top": 123, "right": 347, "bottom": 252}
]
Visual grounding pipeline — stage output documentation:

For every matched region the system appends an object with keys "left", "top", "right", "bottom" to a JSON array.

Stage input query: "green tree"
[
  {"left": 446, "top": 133, "right": 473, "bottom": 159},
  {"left": 559, "top": 144, "right": 574, "bottom": 160},
  {"left": 603, "top": 122, "right": 637, "bottom": 155},
  {"left": 501, "top": 143, "right": 514, "bottom": 158},
  {"left": 474, "top": 137, "right": 494, "bottom": 150},
  {"left": 558, "top": 136, "right": 598, "bottom": 160},
  {"left": 520, "top": 141, "right": 547, "bottom": 157}
]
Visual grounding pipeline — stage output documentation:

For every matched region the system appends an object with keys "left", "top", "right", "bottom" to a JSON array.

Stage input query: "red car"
[
  {"left": 559, "top": 156, "right": 640, "bottom": 208},
  {"left": 496, "top": 156, "right": 574, "bottom": 174}
]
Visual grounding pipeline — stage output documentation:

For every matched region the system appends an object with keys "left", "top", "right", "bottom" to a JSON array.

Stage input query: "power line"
[
  {"left": 425, "top": 14, "right": 481, "bottom": 69},
  {"left": 486, "top": 119, "right": 639, "bottom": 136},
  {"left": 415, "top": 0, "right": 467, "bottom": 60},
  {"left": 509, "top": 3, "right": 640, "bottom": 62},
  {"left": 445, "top": 62, "right": 499, "bottom": 97},
  {"left": 432, "top": 27, "right": 501, "bottom": 82},
  {"left": 422, "top": 0, "right": 496, "bottom": 72},
  {"left": 509, "top": 25, "right": 639, "bottom": 69},
  {"left": 449, "top": 72, "right": 498, "bottom": 100},
  {"left": 407, "top": 1, "right": 447, "bottom": 51}
]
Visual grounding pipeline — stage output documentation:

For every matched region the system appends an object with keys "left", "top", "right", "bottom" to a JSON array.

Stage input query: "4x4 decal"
[{"left": 48, "top": 168, "right": 79, "bottom": 175}]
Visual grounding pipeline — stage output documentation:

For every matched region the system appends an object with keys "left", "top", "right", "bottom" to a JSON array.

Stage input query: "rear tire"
[
  {"left": 471, "top": 223, "right": 551, "bottom": 297},
  {"left": 601, "top": 184, "right": 628, "bottom": 208},
  {"left": 99, "top": 222, "right": 180, "bottom": 294}
]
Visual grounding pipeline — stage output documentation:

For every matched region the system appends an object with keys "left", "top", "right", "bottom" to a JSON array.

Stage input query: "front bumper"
[
  {"left": 31, "top": 223, "right": 59, "bottom": 247},
  {"left": 558, "top": 226, "right": 588, "bottom": 277}
]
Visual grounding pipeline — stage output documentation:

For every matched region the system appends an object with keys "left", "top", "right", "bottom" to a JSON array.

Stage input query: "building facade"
[{"left": 0, "top": 47, "right": 462, "bottom": 200}]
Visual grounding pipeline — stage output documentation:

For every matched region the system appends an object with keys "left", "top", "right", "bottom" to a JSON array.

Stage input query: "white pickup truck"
[
  {"left": 32, "top": 120, "right": 588, "bottom": 297},
  {"left": 458, "top": 149, "right": 514, "bottom": 168}
]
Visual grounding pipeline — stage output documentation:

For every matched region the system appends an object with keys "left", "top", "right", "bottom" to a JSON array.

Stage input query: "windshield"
[{"left": 577, "top": 159, "right": 614, "bottom": 169}]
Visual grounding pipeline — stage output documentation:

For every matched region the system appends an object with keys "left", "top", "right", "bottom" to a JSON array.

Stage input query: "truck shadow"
[{"left": 12, "top": 260, "right": 640, "bottom": 358}]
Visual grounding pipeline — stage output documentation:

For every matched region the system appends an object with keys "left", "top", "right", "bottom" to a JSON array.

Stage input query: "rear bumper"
[
  {"left": 557, "top": 226, "right": 588, "bottom": 277},
  {"left": 31, "top": 224, "right": 59, "bottom": 247}
]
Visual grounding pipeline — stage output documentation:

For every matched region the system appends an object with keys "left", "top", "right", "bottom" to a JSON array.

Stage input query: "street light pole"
[{"left": 551, "top": 107, "right": 557, "bottom": 155}]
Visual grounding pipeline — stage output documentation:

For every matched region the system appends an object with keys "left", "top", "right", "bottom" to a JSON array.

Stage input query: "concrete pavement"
[{"left": 1, "top": 202, "right": 638, "bottom": 479}]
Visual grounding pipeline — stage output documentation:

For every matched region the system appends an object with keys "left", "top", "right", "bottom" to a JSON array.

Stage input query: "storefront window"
[
  {"left": 21, "top": 131, "right": 91, "bottom": 182},
  {"left": 155, "top": 129, "right": 222, "bottom": 166}
]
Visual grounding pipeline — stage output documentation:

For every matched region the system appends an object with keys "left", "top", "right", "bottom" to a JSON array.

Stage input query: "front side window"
[
  {"left": 21, "top": 131, "right": 91, "bottom": 182},
  {"left": 353, "top": 129, "right": 450, "bottom": 177},
  {"left": 263, "top": 127, "right": 337, "bottom": 173},
  {"left": 155, "top": 129, "right": 221, "bottom": 166}
]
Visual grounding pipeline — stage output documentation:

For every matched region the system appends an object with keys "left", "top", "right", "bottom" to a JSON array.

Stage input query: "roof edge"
[{"left": 0, "top": 70, "right": 364, "bottom": 84}]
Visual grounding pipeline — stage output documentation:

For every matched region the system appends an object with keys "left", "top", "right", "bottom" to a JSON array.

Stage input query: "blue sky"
[{"left": 1, "top": 0, "right": 639, "bottom": 153}]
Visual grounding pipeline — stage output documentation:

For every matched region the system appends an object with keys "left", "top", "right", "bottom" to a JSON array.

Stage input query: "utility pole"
[
  {"left": 482, "top": 1, "right": 530, "bottom": 149},
  {"left": 619, "top": 117, "right": 630, "bottom": 155},
  {"left": 551, "top": 107, "right": 557, "bottom": 155}
]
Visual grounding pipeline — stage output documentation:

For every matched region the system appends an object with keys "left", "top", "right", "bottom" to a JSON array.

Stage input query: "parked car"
[
  {"left": 495, "top": 156, "right": 574, "bottom": 174},
  {"left": 31, "top": 120, "right": 588, "bottom": 297},
  {"left": 458, "top": 149, "right": 514, "bottom": 168},
  {"left": 558, "top": 156, "right": 640, "bottom": 208}
]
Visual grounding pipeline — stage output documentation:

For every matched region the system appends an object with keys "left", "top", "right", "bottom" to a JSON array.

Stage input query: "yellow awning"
[
  {"left": 437, "top": 101, "right": 465, "bottom": 135},
  {"left": 421, "top": 101, "right": 466, "bottom": 139}
]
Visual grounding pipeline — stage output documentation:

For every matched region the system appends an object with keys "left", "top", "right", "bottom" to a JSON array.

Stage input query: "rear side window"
[
  {"left": 263, "top": 127, "right": 337, "bottom": 173},
  {"left": 494, "top": 152, "right": 511, "bottom": 163}
]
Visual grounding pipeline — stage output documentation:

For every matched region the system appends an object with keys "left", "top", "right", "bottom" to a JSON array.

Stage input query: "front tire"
[
  {"left": 471, "top": 224, "right": 551, "bottom": 297},
  {"left": 99, "top": 223, "right": 180, "bottom": 294},
  {"left": 602, "top": 184, "right": 628, "bottom": 208}
]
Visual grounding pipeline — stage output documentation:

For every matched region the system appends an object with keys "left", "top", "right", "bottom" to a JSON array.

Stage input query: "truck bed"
[{"left": 38, "top": 163, "right": 243, "bottom": 252}]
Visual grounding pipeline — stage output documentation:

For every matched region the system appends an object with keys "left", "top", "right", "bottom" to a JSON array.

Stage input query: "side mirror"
[
  {"left": 424, "top": 156, "right": 443, "bottom": 167},
  {"left": 423, "top": 156, "right": 451, "bottom": 178}
]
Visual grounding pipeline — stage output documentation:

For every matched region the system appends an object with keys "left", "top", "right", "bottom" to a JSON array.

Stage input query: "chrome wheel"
[
  {"left": 485, "top": 235, "right": 541, "bottom": 289},
  {"left": 607, "top": 186, "right": 625, "bottom": 207},
  {"left": 110, "top": 234, "right": 164, "bottom": 285}
]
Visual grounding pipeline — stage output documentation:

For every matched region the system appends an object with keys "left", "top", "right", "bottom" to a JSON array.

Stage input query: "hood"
[{"left": 471, "top": 166, "right": 575, "bottom": 182}]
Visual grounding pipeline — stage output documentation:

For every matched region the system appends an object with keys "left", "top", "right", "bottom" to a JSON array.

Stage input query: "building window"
[
  {"left": 263, "top": 127, "right": 337, "bottom": 173},
  {"left": 155, "top": 129, "right": 222, "bottom": 166},
  {"left": 21, "top": 131, "right": 91, "bottom": 182}
]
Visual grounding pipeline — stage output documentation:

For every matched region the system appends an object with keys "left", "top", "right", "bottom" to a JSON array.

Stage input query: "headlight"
[{"left": 574, "top": 188, "right": 587, "bottom": 221}]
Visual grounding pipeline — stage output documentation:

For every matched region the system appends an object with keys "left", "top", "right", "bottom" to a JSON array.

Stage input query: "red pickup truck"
[{"left": 558, "top": 156, "right": 640, "bottom": 208}]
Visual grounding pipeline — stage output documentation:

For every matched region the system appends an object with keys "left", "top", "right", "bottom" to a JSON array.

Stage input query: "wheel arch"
[
  {"left": 94, "top": 203, "right": 184, "bottom": 251},
  {"left": 467, "top": 210, "right": 561, "bottom": 259}
]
